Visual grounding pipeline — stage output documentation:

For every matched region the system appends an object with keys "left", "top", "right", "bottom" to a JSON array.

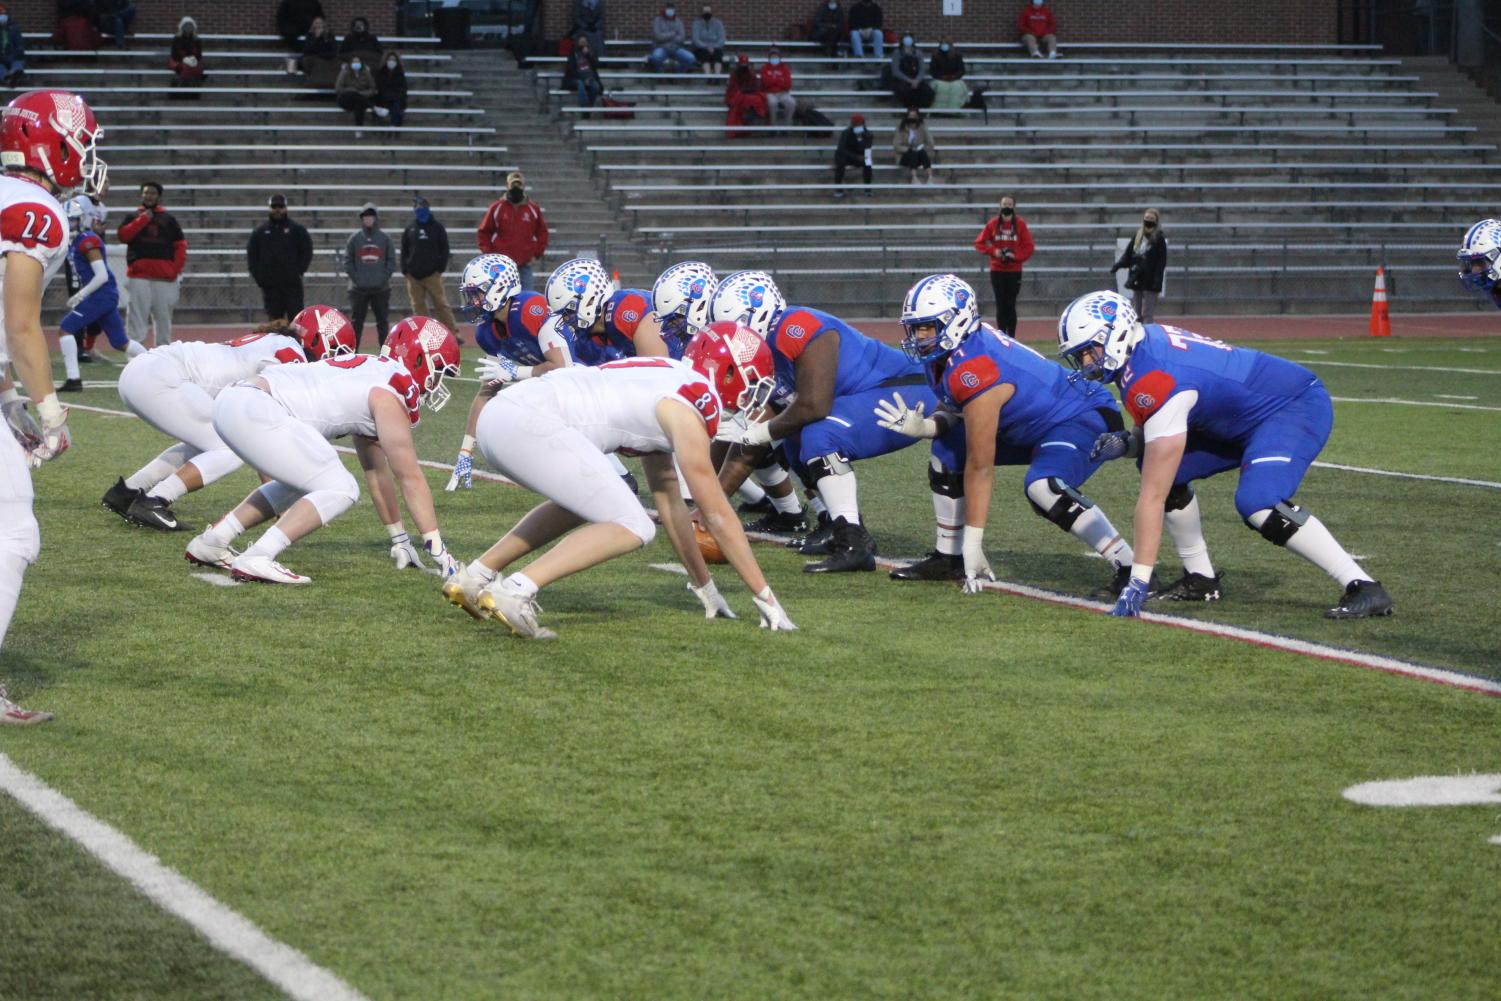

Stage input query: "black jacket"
[
  {"left": 247, "top": 216, "right": 314, "bottom": 287},
  {"left": 401, "top": 217, "right": 451, "bottom": 280},
  {"left": 849, "top": 0, "right": 882, "bottom": 31},
  {"left": 930, "top": 48, "right": 965, "bottom": 80},
  {"left": 834, "top": 125, "right": 873, "bottom": 162},
  {"left": 1113, "top": 234, "right": 1168, "bottom": 293}
]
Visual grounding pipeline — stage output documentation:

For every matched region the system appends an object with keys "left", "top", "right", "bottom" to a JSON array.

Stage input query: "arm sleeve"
[
  {"left": 476, "top": 204, "right": 494, "bottom": 255},
  {"left": 973, "top": 218, "right": 995, "bottom": 254},
  {"left": 1141, "top": 390, "right": 1197, "bottom": 443},
  {"left": 117, "top": 211, "right": 149, "bottom": 243},
  {"left": 172, "top": 237, "right": 188, "bottom": 278},
  {"left": 75, "top": 257, "right": 110, "bottom": 299}
]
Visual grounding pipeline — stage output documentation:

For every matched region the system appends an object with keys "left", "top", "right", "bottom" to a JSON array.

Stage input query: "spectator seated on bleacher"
[
  {"left": 276, "top": 0, "right": 324, "bottom": 50},
  {"left": 375, "top": 50, "right": 407, "bottom": 126},
  {"left": 572, "top": 0, "right": 606, "bottom": 60},
  {"left": 53, "top": 1, "right": 103, "bottom": 51},
  {"left": 335, "top": 55, "right": 377, "bottom": 131},
  {"left": 810, "top": 0, "right": 844, "bottom": 58},
  {"left": 340, "top": 16, "right": 381, "bottom": 61},
  {"left": 724, "top": 53, "right": 768, "bottom": 139},
  {"left": 1017, "top": 0, "right": 1059, "bottom": 60},
  {"left": 295, "top": 15, "right": 339, "bottom": 89},
  {"left": 832, "top": 113, "right": 873, "bottom": 198},
  {"left": 887, "top": 35, "right": 933, "bottom": 110},
  {"left": 93, "top": 0, "right": 134, "bottom": 47},
  {"left": 847, "top": 0, "right": 882, "bottom": 58},
  {"left": 928, "top": 39, "right": 966, "bottom": 110},
  {"left": 691, "top": 5, "right": 725, "bottom": 75},
  {"left": 565, "top": 34, "right": 604, "bottom": 108},
  {"left": 168, "top": 17, "right": 205, "bottom": 91},
  {"left": 650, "top": 5, "right": 695, "bottom": 73},
  {"left": 0, "top": 5, "right": 27, "bottom": 88},
  {"left": 760, "top": 47, "right": 794, "bottom": 129},
  {"left": 893, "top": 108, "right": 934, "bottom": 184}
]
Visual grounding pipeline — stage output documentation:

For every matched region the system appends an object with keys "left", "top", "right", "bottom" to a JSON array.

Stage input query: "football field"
[{"left": 2, "top": 334, "right": 1499, "bottom": 1000}]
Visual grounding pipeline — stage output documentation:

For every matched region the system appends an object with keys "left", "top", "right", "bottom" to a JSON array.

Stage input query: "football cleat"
[
  {"left": 58, "top": 377, "right": 84, "bottom": 393},
  {"left": 804, "top": 517, "right": 877, "bottom": 573},
  {"left": 184, "top": 535, "right": 238, "bottom": 570},
  {"left": 746, "top": 509, "right": 807, "bottom": 537},
  {"left": 441, "top": 565, "right": 490, "bottom": 621},
  {"left": 124, "top": 493, "right": 186, "bottom": 532},
  {"left": 478, "top": 581, "right": 557, "bottom": 640},
  {"left": 230, "top": 553, "right": 311, "bottom": 585},
  {"left": 792, "top": 511, "right": 834, "bottom": 554},
  {"left": 1152, "top": 570, "right": 1223, "bottom": 603},
  {"left": 889, "top": 550, "right": 964, "bottom": 582},
  {"left": 737, "top": 495, "right": 774, "bottom": 516},
  {"left": 102, "top": 476, "right": 142, "bottom": 519},
  {"left": 0, "top": 686, "right": 53, "bottom": 726},
  {"left": 1089, "top": 564, "right": 1157, "bottom": 602},
  {"left": 1324, "top": 579, "right": 1394, "bottom": 620}
]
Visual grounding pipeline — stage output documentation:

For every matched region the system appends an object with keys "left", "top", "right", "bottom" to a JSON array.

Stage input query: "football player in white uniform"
[
  {"left": 441, "top": 322, "right": 796, "bottom": 639},
  {"left": 0, "top": 90, "right": 103, "bottom": 725},
  {"left": 103, "top": 305, "right": 356, "bottom": 532},
  {"left": 185, "top": 316, "right": 463, "bottom": 585}
]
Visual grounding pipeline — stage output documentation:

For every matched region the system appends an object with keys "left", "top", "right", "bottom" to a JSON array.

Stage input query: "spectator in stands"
[
  {"left": 344, "top": 203, "right": 395, "bottom": 349},
  {"left": 276, "top": 0, "right": 323, "bottom": 49},
  {"left": 889, "top": 35, "right": 934, "bottom": 109},
  {"left": 1018, "top": 0, "right": 1059, "bottom": 60},
  {"left": 477, "top": 171, "right": 549, "bottom": 290},
  {"left": 760, "top": 47, "right": 794, "bottom": 129},
  {"left": 565, "top": 34, "right": 604, "bottom": 108},
  {"left": 94, "top": 0, "right": 135, "bottom": 47},
  {"left": 572, "top": 0, "right": 605, "bottom": 59},
  {"left": 0, "top": 5, "right": 27, "bottom": 88},
  {"left": 340, "top": 16, "right": 381, "bottom": 60},
  {"left": 167, "top": 16, "right": 205, "bottom": 91},
  {"left": 974, "top": 194, "right": 1033, "bottom": 336},
  {"left": 848, "top": 0, "right": 883, "bottom": 59},
  {"left": 832, "top": 113, "right": 873, "bottom": 198},
  {"left": 53, "top": 2, "right": 103, "bottom": 50},
  {"left": 1111, "top": 208, "right": 1168, "bottom": 322},
  {"left": 810, "top": 0, "right": 844, "bottom": 59},
  {"left": 118, "top": 181, "right": 186, "bottom": 348},
  {"left": 297, "top": 16, "right": 339, "bottom": 88},
  {"left": 929, "top": 39, "right": 967, "bottom": 110},
  {"left": 374, "top": 50, "right": 407, "bottom": 126},
  {"left": 649, "top": 6, "right": 695, "bottom": 73},
  {"left": 692, "top": 5, "right": 726, "bottom": 76},
  {"left": 335, "top": 55, "right": 378, "bottom": 133},
  {"left": 247, "top": 194, "right": 313, "bottom": 321},
  {"left": 724, "top": 53, "right": 768, "bottom": 139},
  {"left": 893, "top": 108, "right": 934, "bottom": 184},
  {"left": 401, "top": 195, "right": 459, "bottom": 336}
]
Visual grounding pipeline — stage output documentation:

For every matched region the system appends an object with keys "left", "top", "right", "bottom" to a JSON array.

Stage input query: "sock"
[
  {"left": 808, "top": 495, "right": 828, "bottom": 518},
  {"left": 244, "top": 527, "right": 292, "bottom": 561},
  {"left": 735, "top": 480, "right": 766, "bottom": 505},
  {"left": 770, "top": 491, "right": 801, "bottom": 514},
  {"left": 503, "top": 571, "right": 538, "bottom": 598},
  {"left": 1070, "top": 507, "right": 1133, "bottom": 569},
  {"left": 932, "top": 491, "right": 964, "bottom": 556},
  {"left": 60, "top": 334, "right": 80, "bottom": 380},
  {"left": 815, "top": 472, "right": 860, "bottom": 524},
  {"left": 468, "top": 560, "right": 497, "bottom": 584},
  {"left": 146, "top": 474, "right": 188, "bottom": 503},
  {"left": 202, "top": 511, "right": 245, "bottom": 548},
  {"left": 126, "top": 443, "right": 195, "bottom": 492},
  {"left": 1281, "top": 513, "right": 1372, "bottom": 588},
  {"left": 1164, "top": 494, "right": 1216, "bottom": 577},
  {"left": 124, "top": 339, "right": 145, "bottom": 358}
]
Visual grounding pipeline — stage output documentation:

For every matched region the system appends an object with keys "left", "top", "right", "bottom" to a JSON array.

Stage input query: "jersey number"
[
  {"left": 1, "top": 203, "right": 62, "bottom": 249},
  {"left": 1164, "top": 327, "right": 1232, "bottom": 352}
]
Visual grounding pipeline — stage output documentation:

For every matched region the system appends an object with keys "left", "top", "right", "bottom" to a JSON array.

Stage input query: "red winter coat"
[
  {"left": 974, "top": 215, "right": 1034, "bottom": 273},
  {"left": 1017, "top": 5, "right": 1057, "bottom": 37},
  {"left": 476, "top": 197, "right": 549, "bottom": 267},
  {"left": 759, "top": 62, "right": 792, "bottom": 94}
]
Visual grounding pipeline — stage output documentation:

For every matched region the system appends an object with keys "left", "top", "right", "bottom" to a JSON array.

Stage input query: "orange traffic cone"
[
  {"left": 611, "top": 270, "right": 620, "bottom": 284},
  {"left": 1369, "top": 266, "right": 1391, "bottom": 338}
]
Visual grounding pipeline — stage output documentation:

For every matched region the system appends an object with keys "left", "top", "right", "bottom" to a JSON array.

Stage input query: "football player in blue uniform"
[
  {"left": 1058, "top": 290, "right": 1393, "bottom": 620},
  {"left": 878, "top": 275, "right": 1137, "bottom": 596},
  {"left": 709, "top": 270, "right": 934, "bottom": 572},
  {"left": 544, "top": 257, "right": 675, "bottom": 364},
  {"left": 1457, "top": 219, "right": 1501, "bottom": 311},
  {"left": 56, "top": 194, "right": 140, "bottom": 391}
]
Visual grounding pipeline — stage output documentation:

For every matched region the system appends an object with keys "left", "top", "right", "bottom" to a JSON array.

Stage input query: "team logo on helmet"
[
  {"left": 960, "top": 371, "right": 980, "bottom": 389},
  {"left": 1094, "top": 299, "right": 1118, "bottom": 321},
  {"left": 953, "top": 287, "right": 970, "bottom": 309},
  {"left": 688, "top": 277, "right": 707, "bottom": 298},
  {"left": 1134, "top": 392, "right": 1156, "bottom": 410},
  {"left": 570, "top": 273, "right": 592, "bottom": 295},
  {"left": 746, "top": 285, "right": 766, "bottom": 308}
]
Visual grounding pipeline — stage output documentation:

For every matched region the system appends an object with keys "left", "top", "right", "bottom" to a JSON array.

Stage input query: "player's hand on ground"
[
  {"left": 424, "top": 539, "right": 459, "bottom": 578},
  {"left": 29, "top": 397, "right": 70, "bottom": 467},
  {"left": 390, "top": 532, "right": 426, "bottom": 570},
  {"left": 445, "top": 450, "right": 474, "bottom": 491},
  {"left": 475, "top": 356, "right": 522, "bottom": 386},
  {"left": 873, "top": 392, "right": 936, "bottom": 439},
  {"left": 1090, "top": 430, "right": 1139, "bottom": 462},
  {"left": 961, "top": 554, "right": 996, "bottom": 595},
  {"left": 753, "top": 586, "right": 797, "bottom": 631},
  {"left": 688, "top": 578, "right": 737, "bottom": 620},
  {"left": 1111, "top": 577, "right": 1151, "bottom": 617}
]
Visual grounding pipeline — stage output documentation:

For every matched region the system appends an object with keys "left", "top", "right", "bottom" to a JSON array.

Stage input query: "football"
[{"left": 694, "top": 522, "right": 727, "bottom": 564}]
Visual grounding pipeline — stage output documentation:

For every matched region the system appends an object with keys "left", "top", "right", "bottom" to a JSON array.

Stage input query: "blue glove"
[
  {"left": 444, "top": 450, "right": 473, "bottom": 492},
  {"left": 1111, "top": 577, "right": 1151, "bottom": 617},
  {"left": 1090, "top": 430, "right": 1138, "bottom": 463}
]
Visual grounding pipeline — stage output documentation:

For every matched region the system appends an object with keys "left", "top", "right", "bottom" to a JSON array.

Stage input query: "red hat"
[
  {"left": 737, "top": 53, "right": 749, "bottom": 64},
  {"left": 850, "top": 113, "right": 865, "bottom": 125}
]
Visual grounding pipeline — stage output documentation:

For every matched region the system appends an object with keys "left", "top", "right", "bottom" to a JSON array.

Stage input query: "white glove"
[
  {"left": 719, "top": 419, "right": 774, "bottom": 448},
  {"left": 390, "top": 531, "right": 426, "bottom": 570},
  {"left": 3, "top": 398, "right": 42, "bottom": 454},
  {"left": 184, "top": 55, "right": 198, "bottom": 67},
  {"left": 424, "top": 537, "right": 459, "bottom": 577},
  {"left": 66, "top": 290, "right": 85, "bottom": 310},
  {"left": 873, "top": 392, "right": 937, "bottom": 439},
  {"left": 752, "top": 586, "right": 798, "bottom": 631},
  {"left": 960, "top": 525, "right": 995, "bottom": 595},
  {"left": 475, "top": 356, "right": 527, "bottom": 385},
  {"left": 688, "top": 578, "right": 737, "bottom": 620},
  {"left": 28, "top": 395, "right": 70, "bottom": 467}
]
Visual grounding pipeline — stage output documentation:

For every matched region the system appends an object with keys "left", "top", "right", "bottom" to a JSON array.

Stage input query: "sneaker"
[
  {"left": 185, "top": 534, "right": 238, "bottom": 570},
  {"left": 478, "top": 581, "right": 557, "bottom": 639},
  {"left": 0, "top": 686, "right": 54, "bottom": 726},
  {"left": 746, "top": 509, "right": 807, "bottom": 537},
  {"left": 1324, "top": 579, "right": 1393, "bottom": 620},
  {"left": 737, "top": 495, "right": 774, "bottom": 516},
  {"left": 125, "top": 493, "right": 187, "bottom": 532},
  {"left": 1088, "top": 565, "right": 1158, "bottom": 602},
  {"left": 620, "top": 470, "right": 640, "bottom": 496},
  {"left": 442, "top": 565, "right": 490, "bottom": 621},
  {"left": 230, "top": 553, "right": 311, "bottom": 585},
  {"left": 77, "top": 351, "right": 94, "bottom": 364},
  {"left": 1153, "top": 570, "right": 1223, "bottom": 603},
  {"left": 804, "top": 516, "right": 877, "bottom": 573},
  {"left": 102, "top": 476, "right": 143, "bottom": 519},
  {"left": 1030, "top": 50, "right": 1044, "bottom": 59},
  {"left": 1047, "top": 49, "right": 1060, "bottom": 59},
  {"left": 889, "top": 550, "right": 964, "bottom": 582},
  {"left": 59, "top": 377, "right": 84, "bottom": 393},
  {"left": 792, "top": 512, "right": 833, "bottom": 554},
  {"left": 373, "top": 105, "right": 390, "bottom": 118}
]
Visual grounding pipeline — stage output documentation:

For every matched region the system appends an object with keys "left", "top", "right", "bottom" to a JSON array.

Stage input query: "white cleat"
[
  {"left": 184, "top": 534, "right": 239, "bottom": 570},
  {"left": 0, "top": 687, "right": 54, "bottom": 726},
  {"left": 230, "top": 553, "right": 312, "bottom": 585},
  {"left": 477, "top": 581, "right": 557, "bottom": 640},
  {"left": 441, "top": 564, "right": 490, "bottom": 621}
]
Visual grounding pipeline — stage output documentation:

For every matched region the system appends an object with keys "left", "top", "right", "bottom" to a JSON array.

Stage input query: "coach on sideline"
[{"left": 118, "top": 180, "right": 186, "bottom": 347}]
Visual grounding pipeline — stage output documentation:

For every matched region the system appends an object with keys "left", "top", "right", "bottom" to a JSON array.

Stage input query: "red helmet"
[
  {"left": 0, "top": 90, "right": 104, "bottom": 194},
  {"left": 292, "top": 305, "right": 356, "bottom": 361},
  {"left": 383, "top": 316, "right": 461, "bottom": 412},
  {"left": 684, "top": 321, "right": 776, "bottom": 413}
]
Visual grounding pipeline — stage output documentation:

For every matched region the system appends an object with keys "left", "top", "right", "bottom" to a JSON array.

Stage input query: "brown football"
[{"left": 694, "top": 522, "right": 727, "bottom": 564}]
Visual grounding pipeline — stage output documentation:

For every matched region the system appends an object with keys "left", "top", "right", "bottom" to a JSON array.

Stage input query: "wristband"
[
  {"left": 36, "top": 394, "right": 64, "bottom": 425},
  {"left": 515, "top": 365, "right": 533, "bottom": 381},
  {"left": 385, "top": 522, "right": 408, "bottom": 541},
  {"left": 961, "top": 525, "right": 985, "bottom": 567},
  {"left": 1130, "top": 562, "right": 1154, "bottom": 584},
  {"left": 0, "top": 387, "right": 18, "bottom": 405},
  {"left": 422, "top": 530, "right": 444, "bottom": 552},
  {"left": 459, "top": 433, "right": 476, "bottom": 452}
]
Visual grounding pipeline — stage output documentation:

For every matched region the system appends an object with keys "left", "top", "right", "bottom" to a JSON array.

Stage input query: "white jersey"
[
  {"left": 158, "top": 332, "right": 307, "bottom": 397},
  {"left": 0, "top": 174, "right": 69, "bottom": 367},
  {"left": 260, "top": 353, "right": 419, "bottom": 439},
  {"left": 514, "top": 357, "right": 721, "bottom": 455}
]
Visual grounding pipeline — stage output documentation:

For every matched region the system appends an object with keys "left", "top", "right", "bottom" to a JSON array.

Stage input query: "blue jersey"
[
  {"left": 1119, "top": 324, "right": 1321, "bottom": 443},
  {"left": 68, "top": 229, "right": 117, "bottom": 302},
  {"left": 769, "top": 305, "right": 919, "bottom": 401},
  {"left": 566, "top": 288, "right": 656, "bottom": 366},
  {"left": 931, "top": 323, "right": 1116, "bottom": 447},
  {"left": 474, "top": 290, "right": 565, "bottom": 365}
]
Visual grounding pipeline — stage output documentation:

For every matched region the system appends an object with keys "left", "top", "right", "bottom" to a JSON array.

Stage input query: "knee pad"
[
  {"left": 1164, "top": 482, "right": 1195, "bottom": 513},
  {"left": 804, "top": 451, "right": 853, "bottom": 483},
  {"left": 1246, "top": 500, "right": 1307, "bottom": 546},
  {"left": 256, "top": 481, "right": 304, "bottom": 515},
  {"left": 928, "top": 455, "right": 964, "bottom": 498},
  {"left": 617, "top": 506, "right": 656, "bottom": 547},
  {"left": 1025, "top": 477, "right": 1095, "bottom": 531},
  {"left": 0, "top": 505, "right": 41, "bottom": 565},
  {"left": 751, "top": 463, "right": 789, "bottom": 487}
]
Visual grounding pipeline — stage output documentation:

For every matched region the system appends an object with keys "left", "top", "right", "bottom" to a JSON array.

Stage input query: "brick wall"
[{"left": 4, "top": 2, "right": 396, "bottom": 38}]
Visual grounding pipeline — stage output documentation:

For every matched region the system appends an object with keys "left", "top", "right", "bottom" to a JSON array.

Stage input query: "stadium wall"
[{"left": 5, "top": 2, "right": 398, "bottom": 37}]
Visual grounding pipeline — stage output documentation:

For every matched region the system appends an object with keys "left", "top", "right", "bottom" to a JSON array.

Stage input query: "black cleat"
[
  {"left": 804, "top": 517, "right": 877, "bottom": 573},
  {"left": 889, "top": 550, "right": 964, "bottom": 582},
  {"left": 1152, "top": 570, "right": 1223, "bottom": 603},
  {"left": 619, "top": 471, "right": 639, "bottom": 496},
  {"left": 125, "top": 493, "right": 188, "bottom": 532},
  {"left": 58, "top": 378, "right": 84, "bottom": 393},
  {"left": 746, "top": 509, "right": 807, "bottom": 536},
  {"left": 77, "top": 351, "right": 95, "bottom": 364},
  {"left": 737, "top": 495, "right": 774, "bottom": 516},
  {"left": 1324, "top": 579, "right": 1393, "bottom": 620},
  {"left": 101, "top": 477, "right": 143, "bottom": 520},
  {"left": 791, "top": 512, "right": 833, "bottom": 554},
  {"left": 1088, "top": 564, "right": 1157, "bottom": 602}
]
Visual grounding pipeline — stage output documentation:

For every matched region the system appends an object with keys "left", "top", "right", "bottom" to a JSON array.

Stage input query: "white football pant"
[
  {"left": 0, "top": 428, "right": 40, "bottom": 653},
  {"left": 118, "top": 351, "right": 244, "bottom": 489},
  {"left": 212, "top": 386, "right": 359, "bottom": 524}
]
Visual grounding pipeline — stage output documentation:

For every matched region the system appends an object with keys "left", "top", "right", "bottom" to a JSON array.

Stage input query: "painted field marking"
[
  {"left": 1311, "top": 462, "right": 1501, "bottom": 490},
  {"left": 1331, "top": 396, "right": 1501, "bottom": 413},
  {"left": 1306, "top": 360, "right": 1501, "bottom": 375},
  {"left": 191, "top": 572, "right": 241, "bottom": 588},
  {"left": 1343, "top": 774, "right": 1501, "bottom": 847},
  {"left": 1457, "top": 347, "right": 1489, "bottom": 354},
  {"left": 1436, "top": 394, "right": 1479, "bottom": 400},
  {"left": 1297, "top": 349, "right": 1331, "bottom": 355},
  {"left": 0, "top": 754, "right": 372, "bottom": 1001},
  {"left": 649, "top": 562, "right": 689, "bottom": 575}
]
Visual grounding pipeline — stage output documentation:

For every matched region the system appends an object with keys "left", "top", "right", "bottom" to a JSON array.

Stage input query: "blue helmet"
[{"left": 900, "top": 274, "right": 980, "bottom": 363}]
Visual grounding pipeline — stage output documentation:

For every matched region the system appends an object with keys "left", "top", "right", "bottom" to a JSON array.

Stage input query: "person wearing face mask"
[
  {"left": 1018, "top": 0, "right": 1059, "bottom": 59},
  {"left": 811, "top": 0, "right": 845, "bottom": 59},
  {"left": 691, "top": 5, "right": 725, "bottom": 75},
  {"left": 847, "top": 0, "right": 883, "bottom": 59},
  {"left": 477, "top": 172, "right": 550, "bottom": 291},
  {"left": 339, "top": 16, "right": 381, "bottom": 60},
  {"left": 565, "top": 34, "right": 604, "bottom": 107},
  {"left": 724, "top": 53, "right": 768, "bottom": 139},
  {"left": 649, "top": 5, "right": 695, "bottom": 73},
  {"left": 893, "top": 109, "right": 934, "bottom": 184},
  {"left": 335, "top": 54, "right": 378, "bottom": 132},
  {"left": 0, "top": 5, "right": 27, "bottom": 88},
  {"left": 973, "top": 196, "right": 1033, "bottom": 336},
  {"left": 247, "top": 194, "right": 313, "bottom": 321},
  {"left": 402, "top": 195, "right": 458, "bottom": 335},
  {"left": 833, "top": 113, "right": 874, "bottom": 198},
  {"left": 888, "top": 34, "right": 933, "bottom": 109},
  {"left": 929, "top": 39, "right": 967, "bottom": 110},
  {"left": 1111, "top": 209, "right": 1168, "bottom": 323},
  {"left": 167, "top": 16, "right": 204, "bottom": 94},
  {"left": 374, "top": 49, "right": 407, "bottom": 126},
  {"left": 344, "top": 204, "right": 395, "bottom": 349},
  {"left": 760, "top": 47, "right": 795, "bottom": 130}
]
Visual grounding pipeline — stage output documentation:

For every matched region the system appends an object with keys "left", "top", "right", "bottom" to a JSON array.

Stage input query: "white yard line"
[
  {"left": 1311, "top": 462, "right": 1501, "bottom": 490},
  {"left": 0, "top": 754, "right": 372, "bottom": 1001},
  {"left": 1306, "top": 360, "right": 1501, "bottom": 375},
  {"left": 1435, "top": 394, "right": 1479, "bottom": 400},
  {"left": 1330, "top": 396, "right": 1501, "bottom": 412}
]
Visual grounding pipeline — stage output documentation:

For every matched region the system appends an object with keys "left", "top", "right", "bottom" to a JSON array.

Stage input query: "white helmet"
[
  {"left": 1057, "top": 290, "right": 1142, "bottom": 382},
  {"left": 900, "top": 274, "right": 980, "bottom": 362},
  {"left": 458, "top": 253, "right": 521, "bottom": 321},
  {"left": 652, "top": 261, "right": 719, "bottom": 336},
  {"left": 1457, "top": 219, "right": 1501, "bottom": 293},
  {"left": 546, "top": 257, "right": 616, "bottom": 327},
  {"left": 64, "top": 194, "right": 93, "bottom": 227},
  {"left": 709, "top": 269, "right": 785, "bottom": 338}
]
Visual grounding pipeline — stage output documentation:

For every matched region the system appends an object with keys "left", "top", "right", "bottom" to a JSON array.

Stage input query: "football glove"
[
  {"left": 445, "top": 449, "right": 474, "bottom": 491},
  {"left": 28, "top": 395, "right": 70, "bottom": 468},
  {"left": 717, "top": 418, "right": 774, "bottom": 448},
  {"left": 424, "top": 538, "right": 459, "bottom": 578},
  {"left": 688, "top": 578, "right": 737, "bottom": 620},
  {"left": 960, "top": 525, "right": 995, "bottom": 595},
  {"left": 390, "top": 532, "right": 426, "bottom": 570},
  {"left": 1090, "top": 430, "right": 1140, "bottom": 463},
  {"left": 475, "top": 356, "right": 527, "bottom": 385},
  {"left": 873, "top": 392, "right": 937, "bottom": 439},
  {"left": 752, "top": 586, "right": 797, "bottom": 631},
  {"left": 1111, "top": 576, "right": 1151, "bottom": 617},
  {"left": 3, "top": 398, "right": 42, "bottom": 455},
  {"left": 66, "top": 290, "right": 86, "bottom": 311}
]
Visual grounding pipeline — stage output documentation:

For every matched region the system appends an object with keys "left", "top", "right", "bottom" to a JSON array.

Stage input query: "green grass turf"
[{"left": 0, "top": 336, "right": 1498, "bottom": 999}]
